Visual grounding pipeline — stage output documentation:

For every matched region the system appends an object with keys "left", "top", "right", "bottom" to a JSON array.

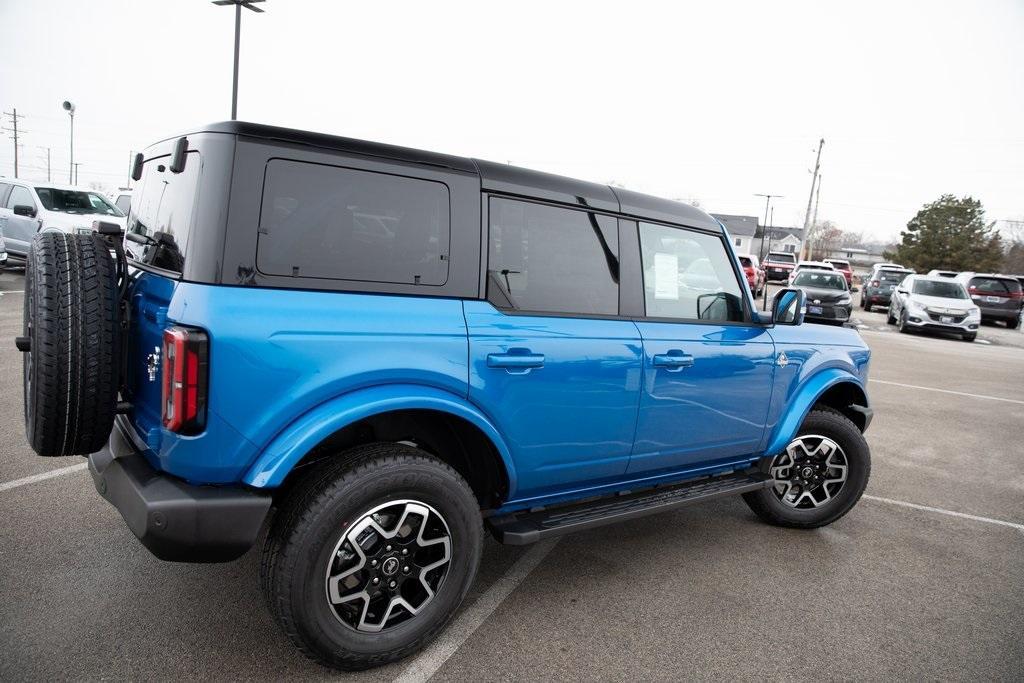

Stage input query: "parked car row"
[{"left": 0, "top": 178, "right": 127, "bottom": 264}]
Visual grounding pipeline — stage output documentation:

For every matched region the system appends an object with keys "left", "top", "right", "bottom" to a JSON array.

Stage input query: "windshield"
[
  {"left": 35, "top": 188, "right": 124, "bottom": 217},
  {"left": 738, "top": 256, "right": 752, "bottom": 268},
  {"left": 912, "top": 280, "right": 967, "bottom": 299},
  {"left": 793, "top": 270, "right": 846, "bottom": 290},
  {"left": 827, "top": 260, "right": 849, "bottom": 269},
  {"left": 766, "top": 252, "right": 795, "bottom": 264}
]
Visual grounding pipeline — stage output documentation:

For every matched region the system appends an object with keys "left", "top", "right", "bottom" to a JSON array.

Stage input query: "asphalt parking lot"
[{"left": 2, "top": 268, "right": 1022, "bottom": 681}]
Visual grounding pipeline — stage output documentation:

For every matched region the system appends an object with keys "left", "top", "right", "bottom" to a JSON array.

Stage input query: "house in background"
[
  {"left": 760, "top": 226, "right": 803, "bottom": 256},
  {"left": 711, "top": 214, "right": 759, "bottom": 256}
]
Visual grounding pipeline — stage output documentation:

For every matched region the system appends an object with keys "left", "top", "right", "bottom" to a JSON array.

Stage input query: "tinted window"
[
  {"left": 127, "top": 151, "right": 201, "bottom": 273},
  {"left": 258, "top": 160, "right": 449, "bottom": 285},
  {"left": 487, "top": 198, "right": 618, "bottom": 316},
  {"left": 878, "top": 270, "right": 910, "bottom": 283},
  {"left": 738, "top": 256, "right": 752, "bottom": 268},
  {"left": 969, "top": 277, "right": 1020, "bottom": 294},
  {"left": 913, "top": 279, "right": 967, "bottom": 298},
  {"left": 6, "top": 185, "right": 34, "bottom": 210},
  {"left": 639, "top": 223, "right": 744, "bottom": 322}
]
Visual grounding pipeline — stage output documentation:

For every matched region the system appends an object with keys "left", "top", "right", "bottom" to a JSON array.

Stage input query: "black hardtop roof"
[{"left": 187, "top": 121, "right": 722, "bottom": 232}]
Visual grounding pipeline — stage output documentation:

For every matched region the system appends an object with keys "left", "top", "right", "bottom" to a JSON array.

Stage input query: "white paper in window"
[{"left": 653, "top": 252, "right": 679, "bottom": 300}]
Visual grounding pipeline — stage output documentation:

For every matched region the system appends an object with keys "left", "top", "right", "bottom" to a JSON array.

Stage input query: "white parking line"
[
  {"left": 394, "top": 538, "right": 560, "bottom": 683},
  {"left": 864, "top": 495, "right": 1024, "bottom": 532},
  {"left": 0, "top": 289, "right": 25, "bottom": 296},
  {"left": 0, "top": 462, "right": 88, "bottom": 493},
  {"left": 869, "top": 379, "right": 1024, "bottom": 405}
]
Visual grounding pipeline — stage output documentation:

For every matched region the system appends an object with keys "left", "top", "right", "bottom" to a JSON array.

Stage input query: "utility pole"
[
  {"left": 807, "top": 174, "right": 822, "bottom": 259},
  {"left": 126, "top": 150, "right": 134, "bottom": 188},
  {"left": 801, "top": 138, "right": 825, "bottom": 259},
  {"left": 72, "top": 162, "right": 82, "bottom": 185},
  {"left": 62, "top": 101, "right": 75, "bottom": 183},
  {"left": 38, "top": 146, "right": 51, "bottom": 181},
  {"left": 754, "top": 193, "right": 783, "bottom": 260},
  {"left": 212, "top": 0, "right": 266, "bottom": 120},
  {"left": 2, "top": 108, "right": 26, "bottom": 178}
]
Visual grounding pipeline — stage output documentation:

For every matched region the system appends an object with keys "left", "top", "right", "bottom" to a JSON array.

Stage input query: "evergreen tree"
[{"left": 891, "top": 195, "right": 1003, "bottom": 272}]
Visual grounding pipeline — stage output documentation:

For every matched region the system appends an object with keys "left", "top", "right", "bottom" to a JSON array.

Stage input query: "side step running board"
[{"left": 488, "top": 471, "right": 772, "bottom": 545}]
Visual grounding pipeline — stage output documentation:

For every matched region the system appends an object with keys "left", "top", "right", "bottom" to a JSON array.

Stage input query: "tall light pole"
[
  {"left": 212, "top": 0, "right": 266, "bottom": 120},
  {"left": 754, "top": 193, "right": 783, "bottom": 260},
  {"left": 62, "top": 100, "right": 75, "bottom": 184}
]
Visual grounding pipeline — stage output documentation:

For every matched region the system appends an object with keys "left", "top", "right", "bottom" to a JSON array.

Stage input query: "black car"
[{"left": 791, "top": 268, "right": 852, "bottom": 325}]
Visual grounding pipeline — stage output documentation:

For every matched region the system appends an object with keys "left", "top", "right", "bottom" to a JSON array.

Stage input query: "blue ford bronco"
[{"left": 18, "top": 122, "right": 872, "bottom": 670}]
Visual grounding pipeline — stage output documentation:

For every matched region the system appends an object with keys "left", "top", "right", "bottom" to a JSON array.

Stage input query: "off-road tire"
[
  {"left": 23, "top": 232, "right": 120, "bottom": 456},
  {"left": 261, "top": 443, "right": 483, "bottom": 671},
  {"left": 742, "top": 407, "right": 870, "bottom": 529}
]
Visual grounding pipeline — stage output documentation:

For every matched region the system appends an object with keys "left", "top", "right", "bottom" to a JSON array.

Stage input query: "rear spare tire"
[{"left": 22, "top": 232, "right": 121, "bottom": 456}]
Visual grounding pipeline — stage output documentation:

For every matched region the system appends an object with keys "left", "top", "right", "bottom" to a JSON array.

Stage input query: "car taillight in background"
[{"left": 162, "top": 326, "right": 209, "bottom": 434}]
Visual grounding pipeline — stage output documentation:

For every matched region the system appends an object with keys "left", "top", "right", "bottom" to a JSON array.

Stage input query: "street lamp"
[
  {"left": 62, "top": 100, "right": 75, "bottom": 184},
  {"left": 211, "top": 0, "right": 266, "bottom": 120}
]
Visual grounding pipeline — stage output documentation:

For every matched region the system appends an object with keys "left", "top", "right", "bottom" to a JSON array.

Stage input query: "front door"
[
  {"left": 467, "top": 197, "right": 642, "bottom": 501},
  {"left": 629, "top": 222, "right": 776, "bottom": 475},
  {"left": 1, "top": 185, "right": 40, "bottom": 256}
]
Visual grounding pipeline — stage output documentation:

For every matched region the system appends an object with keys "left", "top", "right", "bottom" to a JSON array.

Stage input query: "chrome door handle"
[{"left": 652, "top": 351, "right": 694, "bottom": 371}]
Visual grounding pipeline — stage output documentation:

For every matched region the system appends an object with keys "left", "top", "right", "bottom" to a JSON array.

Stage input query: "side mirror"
[
  {"left": 13, "top": 204, "right": 36, "bottom": 218},
  {"left": 896, "top": 288, "right": 907, "bottom": 294},
  {"left": 772, "top": 287, "right": 806, "bottom": 326}
]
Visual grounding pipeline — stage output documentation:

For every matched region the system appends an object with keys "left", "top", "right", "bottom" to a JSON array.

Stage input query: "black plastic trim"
[{"left": 88, "top": 422, "right": 271, "bottom": 563}]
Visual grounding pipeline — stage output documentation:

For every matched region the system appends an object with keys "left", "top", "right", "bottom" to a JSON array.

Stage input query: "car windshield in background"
[
  {"left": 913, "top": 280, "right": 967, "bottom": 298},
  {"left": 970, "top": 277, "right": 1021, "bottom": 294},
  {"left": 827, "top": 260, "right": 850, "bottom": 269},
  {"left": 36, "top": 188, "right": 124, "bottom": 217},
  {"left": 879, "top": 270, "right": 910, "bottom": 283},
  {"left": 793, "top": 271, "right": 846, "bottom": 290},
  {"left": 767, "top": 253, "right": 795, "bottom": 263}
]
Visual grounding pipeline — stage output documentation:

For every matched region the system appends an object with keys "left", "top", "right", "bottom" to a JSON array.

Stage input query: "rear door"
[
  {"left": 629, "top": 221, "right": 776, "bottom": 475},
  {"left": 467, "top": 197, "right": 642, "bottom": 500}
]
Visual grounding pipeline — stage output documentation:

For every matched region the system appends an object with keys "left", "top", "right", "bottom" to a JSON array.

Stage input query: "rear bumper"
[
  {"left": 978, "top": 307, "right": 1020, "bottom": 323},
  {"left": 88, "top": 422, "right": 272, "bottom": 563}
]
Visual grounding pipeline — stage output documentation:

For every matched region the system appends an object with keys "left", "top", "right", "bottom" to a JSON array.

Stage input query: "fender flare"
[
  {"left": 763, "top": 368, "right": 868, "bottom": 456},
  {"left": 242, "top": 384, "right": 517, "bottom": 493}
]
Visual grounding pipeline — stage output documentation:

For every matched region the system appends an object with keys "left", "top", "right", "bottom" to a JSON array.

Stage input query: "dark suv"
[
  {"left": 17, "top": 122, "right": 873, "bottom": 670},
  {"left": 861, "top": 265, "right": 913, "bottom": 312},
  {"left": 955, "top": 272, "right": 1023, "bottom": 328}
]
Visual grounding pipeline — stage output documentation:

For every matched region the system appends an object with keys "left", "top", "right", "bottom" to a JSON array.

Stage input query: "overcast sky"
[{"left": 1, "top": 0, "right": 1021, "bottom": 241}]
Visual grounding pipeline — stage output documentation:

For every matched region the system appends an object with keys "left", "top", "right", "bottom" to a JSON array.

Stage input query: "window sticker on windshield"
[{"left": 653, "top": 252, "right": 679, "bottom": 300}]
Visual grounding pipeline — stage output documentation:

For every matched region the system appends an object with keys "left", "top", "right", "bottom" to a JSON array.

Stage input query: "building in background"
[
  {"left": 759, "top": 225, "right": 803, "bottom": 255},
  {"left": 711, "top": 214, "right": 759, "bottom": 255}
]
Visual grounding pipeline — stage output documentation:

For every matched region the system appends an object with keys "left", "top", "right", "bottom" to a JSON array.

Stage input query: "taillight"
[{"left": 161, "top": 325, "right": 209, "bottom": 434}]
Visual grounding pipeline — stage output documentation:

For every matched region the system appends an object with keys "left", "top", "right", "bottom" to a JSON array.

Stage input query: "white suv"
[{"left": 0, "top": 178, "right": 127, "bottom": 261}]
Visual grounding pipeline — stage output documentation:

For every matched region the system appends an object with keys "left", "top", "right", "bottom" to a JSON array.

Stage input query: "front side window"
[
  {"left": 114, "top": 194, "right": 131, "bottom": 214},
  {"left": 639, "top": 223, "right": 744, "bottom": 322},
  {"left": 35, "top": 188, "right": 123, "bottom": 216},
  {"left": 258, "top": 160, "right": 450, "bottom": 285},
  {"left": 912, "top": 279, "right": 967, "bottom": 299},
  {"left": 487, "top": 198, "right": 619, "bottom": 316},
  {"left": 6, "top": 185, "right": 34, "bottom": 210}
]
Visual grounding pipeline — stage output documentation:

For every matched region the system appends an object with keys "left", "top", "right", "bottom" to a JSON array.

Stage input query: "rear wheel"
[
  {"left": 886, "top": 307, "right": 896, "bottom": 325},
  {"left": 22, "top": 232, "right": 120, "bottom": 456},
  {"left": 743, "top": 408, "right": 870, "bottom": 528},
  {"left": 962, "top": 332, "right": 976, "bottom": 342},
  {"left": 261, "top": 443, "right": 482, "bottom": 671}
]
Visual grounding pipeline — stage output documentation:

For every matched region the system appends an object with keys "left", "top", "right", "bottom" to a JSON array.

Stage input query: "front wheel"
[
  {"left": 743, "top": 408, "right": 870, "bottom": 528},
  {"left": 261, "top": 443, "right": 483, "bottom": 670},
  {"left": 886, "top": 307, "right": 896, "bottom": 325}
]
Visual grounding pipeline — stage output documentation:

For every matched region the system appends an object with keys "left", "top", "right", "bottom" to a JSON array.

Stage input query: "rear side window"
[
  {"left": 969, "top": 277, "right": 1020, "bottom": 294},
  {"left": 127, "top": 152, "right": 201, "bottom": 273},
  {"left": 486, "top": 198, "right": 619, "bottom": 316},
  {"left": 257, "top": 159, "right": 450, "bottom": 286},
  {"left": 639, "top": 223, "right": 745, "bottom": 322}
]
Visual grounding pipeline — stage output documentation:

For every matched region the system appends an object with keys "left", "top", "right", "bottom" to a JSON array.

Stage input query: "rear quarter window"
[{"left": 256, "top": 159, "right": 450, "bottom": 286}]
